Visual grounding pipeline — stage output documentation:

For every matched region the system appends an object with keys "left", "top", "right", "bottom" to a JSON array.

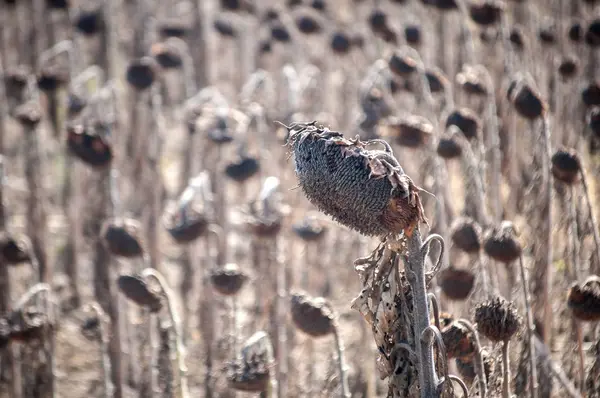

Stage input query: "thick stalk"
[{"left": 404, "top": 230, "right": 438, "bottom": 398}]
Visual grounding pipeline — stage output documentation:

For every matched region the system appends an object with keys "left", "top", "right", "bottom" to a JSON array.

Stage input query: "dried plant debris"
[
  {"left": 290, "top": 292, "right": 335, "bottom": 337},
  {"left": 474, "top": 296, "right": 522, "bottom": 342},
  {"left": 210, "top": 263, "right": 249, "bottom": 296},
  {"left": 286, "top": 121, "right": 426, "bottom": 237},
  {"left": 227, "top": 331, "right": 274, "bottom": 392},
  {"left": 441, "top": 320, "right": 476, "bottom": 359},
  {"left": 351, "top": 242, "right": 418, "bottom": 396},
  {"left": 456, "top": 348, "right": 494, "bottom": 386},
  {"left": 117, "top": 274, "right": 163, "bottom": 313},
  {"left": 567, "top": 276, "right": 600, "bottom": 322}
]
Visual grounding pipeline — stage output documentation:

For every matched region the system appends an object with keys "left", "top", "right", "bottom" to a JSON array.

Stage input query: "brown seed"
[
  {"left": 117, "top": 274, "right": 163, "bottom": 312},
  {"left": 210, "top": 263, "right": 249, "bottom": 296},
  {"left": 474, "top": 296, "right": 521, "bottom": 342},
  {"left": 551, "top": 148, "right": 581, "bottom": 184},
  {"left": 483, "top": 221, "right": 521, "bottom": 263},
  {"left": 567, "top": 276, "right": 600, "bottom": 322},
  {"left": 101, "top": 218, "right": 144, "bottom": 258},
  {"left": 450, "top": 217, "right": 481, "bottom": 253},
  {"left": 290, "top": 292, "right": 335, "bottom": 337},
  {"left": 439, "top": 266, "right": 475, "bottom": 301}
]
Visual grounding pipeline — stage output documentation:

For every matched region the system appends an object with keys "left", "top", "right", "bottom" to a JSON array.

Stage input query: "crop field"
[{"left": 0, "top": 0, "right": 599, "bottom": 397}]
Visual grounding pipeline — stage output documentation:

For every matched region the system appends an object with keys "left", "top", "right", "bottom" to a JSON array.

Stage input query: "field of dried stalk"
[{"left": 0, "top": 0, "right": 599, "bottom": 397}]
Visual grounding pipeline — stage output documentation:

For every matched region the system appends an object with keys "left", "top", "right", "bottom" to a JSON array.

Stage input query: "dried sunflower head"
[
  {"left": 117, "top": 274, "right": 163, "bottom": 313},
  {"left": 551, "top": 148, "right": 581, "bottom": 184},
  {"left": 101, "top": 218, "right": 144, "bottom": 258},
  {"left": 227, "top": 331, "right": 274, "bottom": 392},
  {"left": 286, "top": 121, "right": 426, "bottom": 237},
  {"left": 567, "top": 276, "right": 600, "bottom": 322},
  {"left": 290, "top": 292, "right": 335, "bottom": 337},
  {"left": 210, "top": 263, "right": 249, "bottom": 296},
  {"left": 441, "top": 321, "right": 476, "bottom": 359},
  {"left": 439, "top": 266, "right": 475, "bottom": 301},
  {"left": 483, "top": 221, "right": 521, "bottom": 263},
  {"left": 474, "top": 296, "right": 521, "bottom": 342}
]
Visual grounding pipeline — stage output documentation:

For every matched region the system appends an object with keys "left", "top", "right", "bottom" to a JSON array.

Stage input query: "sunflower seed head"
[{"left": 287, "top": 121, "right": 426, "bottom": 237}]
